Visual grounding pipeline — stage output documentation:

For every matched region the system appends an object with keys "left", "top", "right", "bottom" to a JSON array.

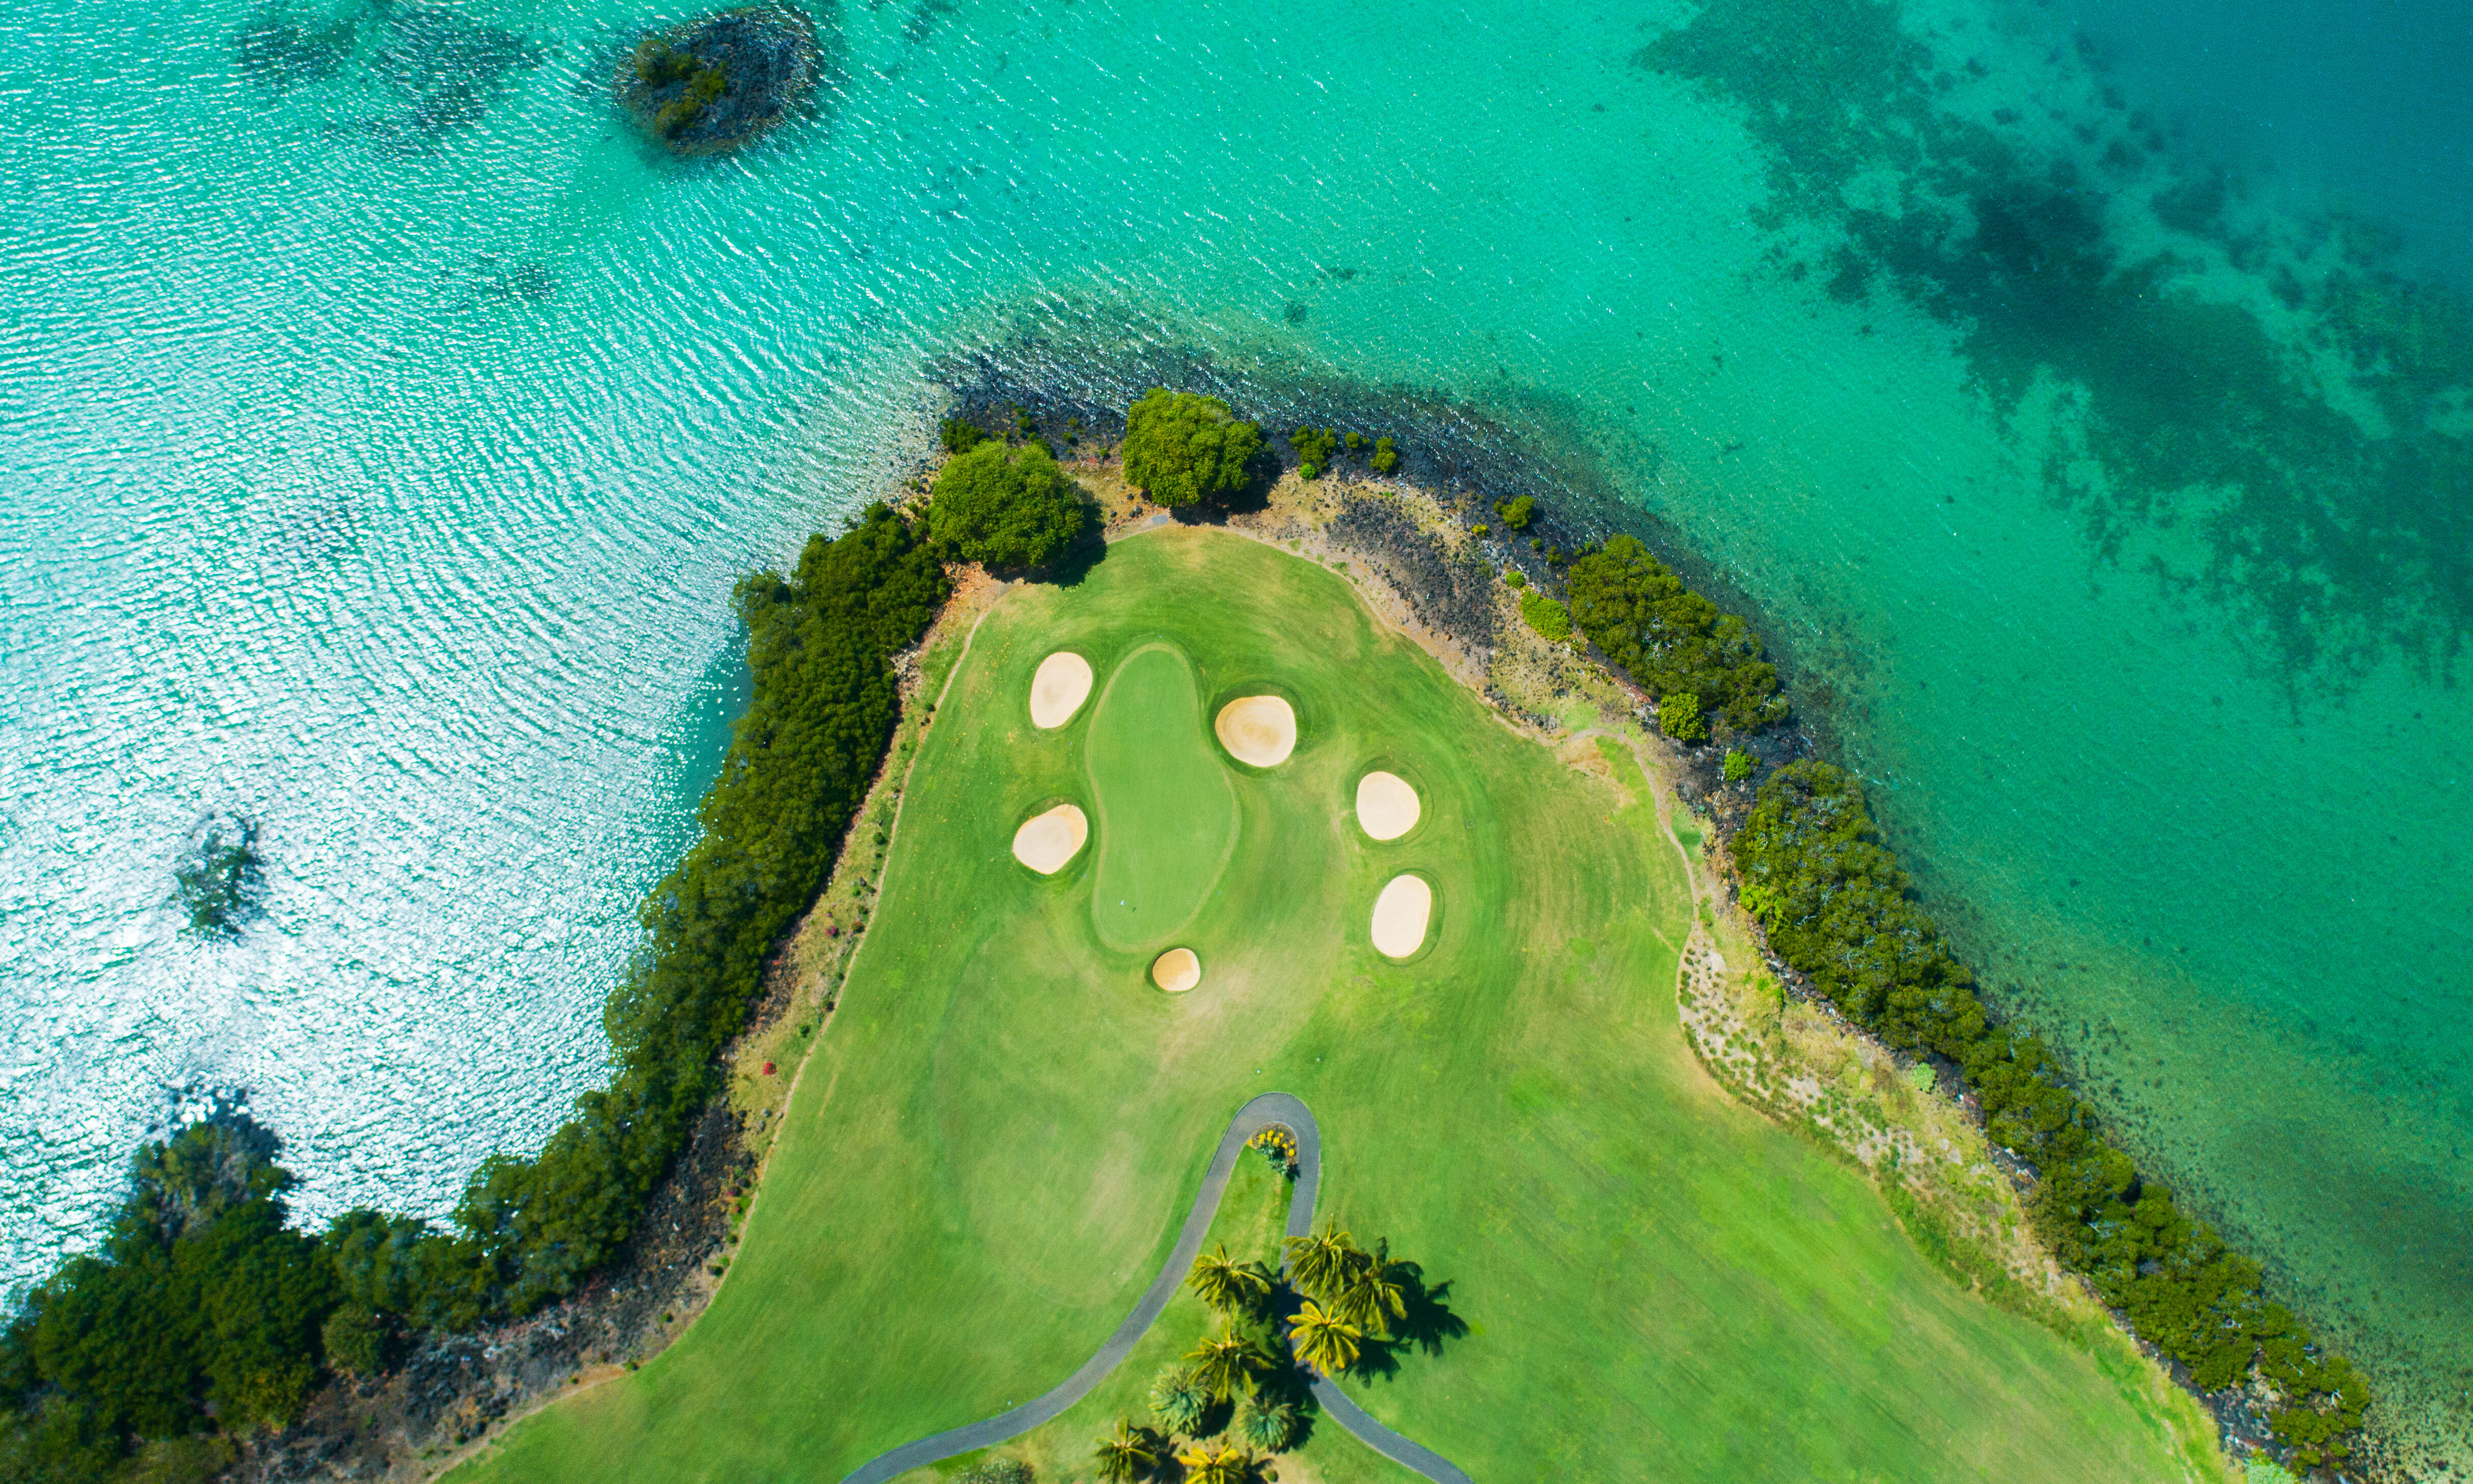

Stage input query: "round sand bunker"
[
  {"left": 1214, "top": 695, "right": 1297, "bottom": 767},
  {"left": 1030, "top": 652, "right": 1094, "bottom": 729},
  {"left": 1370, "top": 873, "right": 1433, "bottom": 958},
  {"left": 1150, "top": 947, "right": 1201, "bottom": 992},
  {"left": 1355, "top": 771, "right": 1421, "bottom": 840},
  {"left": 1011, "top": 803, "right": 1088, "bottom": 875}
]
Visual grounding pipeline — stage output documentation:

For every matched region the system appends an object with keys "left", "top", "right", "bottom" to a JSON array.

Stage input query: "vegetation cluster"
[
  {"left": 1732, "top": 761, "right": 2368, "bottom": 1472},
  {"left": 1093, "top": 1215, "right": 1450, "bottom": 1484},
  {"left": 1517, "top": 589, "right": 1572, "bottom": 642},
  {"left": 635, "top": 39, "right": 728, "bottom": 138},
  {"left": 1, "top": 507, "right": 948, "bottom": 1481},
  {"left": 1121, "top": 390, "right": 1262, "bottom": 507},
  {"left": 1566, "top": 534, "right": 1789, "bottom": 735},
  {"left": 927, "top": 439, "right": 1088, "bottom": 570}
]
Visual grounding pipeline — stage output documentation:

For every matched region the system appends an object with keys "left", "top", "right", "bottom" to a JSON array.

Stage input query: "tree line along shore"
[{"left": 0, "top": 389, "right": 2367, "bottom": 1483}]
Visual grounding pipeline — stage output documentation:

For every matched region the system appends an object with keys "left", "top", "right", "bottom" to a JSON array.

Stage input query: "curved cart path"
[{"left": 838, "top": 1092, "right": 1471, "bottom": 1484}]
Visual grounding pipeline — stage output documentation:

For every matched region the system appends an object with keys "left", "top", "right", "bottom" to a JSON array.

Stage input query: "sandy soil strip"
[
  {"left": 1011, "top": 804, "right": 1088, "bottom": 874},
  {"left": 1370, "top": 874, "right": 1432, "bottom": 958},
  {"left": 1150, "top": 947, "right": 1201, "bottom": 992},
  {"left": 1214, "top": 695, "right": 1297, "bottom": 766},
  {"left": 1030, "top": 652, "right": 1094, "bottom": 729},
  {"left": 1355, "top": 771, "right": 1421, "bottom": 840}
]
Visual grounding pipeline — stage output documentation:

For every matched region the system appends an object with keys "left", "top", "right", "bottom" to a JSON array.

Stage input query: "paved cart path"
[{"left": 837, "top": 1091, "right": 1471, "bottom": 1484}]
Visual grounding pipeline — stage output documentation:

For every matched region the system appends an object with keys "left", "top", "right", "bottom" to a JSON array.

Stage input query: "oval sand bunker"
[
  {"left": 1214, "top": 696, "right": 1297, "bottom": 767},
  {"left": 1030, "top": 652, "right": 1094, "bottom": 729},
  {"left": 1355, "top": 771, "right": 1421, "bottom": 840},
  {"left": 1370, "top": 873, "right": 1433, "bottom": 958},
  {"left": 1011, "top": 804, "right": 1088, "bottom": 875},
  {"left": 1151, "top": 947, "right": 1201, "bottom": 992}
]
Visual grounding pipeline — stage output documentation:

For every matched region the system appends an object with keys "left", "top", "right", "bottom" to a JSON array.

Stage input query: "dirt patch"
[
  {"left": 1370, "top": 874, "right": 1433, "bottom": 958},
  {"left": 1354, "top": 771, "right": 1420, "bottom": 840},
  {"left": 1214, "top": 696, "right": 1296, "bottom": 767},
  {"left": 1011, "top": 803, "right": 1089, "bottom": 874},
  {"left": 1030, "top": 651, "right": 1093, "bottom": 729},
  {"left": 1150, "top": 947, "right": 1201, "bottom": 992}
]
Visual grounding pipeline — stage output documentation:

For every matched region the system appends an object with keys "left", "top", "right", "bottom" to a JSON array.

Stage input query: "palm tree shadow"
[{"left": 1354, "top": 1270, "right": 1467, "bottom": 1379}]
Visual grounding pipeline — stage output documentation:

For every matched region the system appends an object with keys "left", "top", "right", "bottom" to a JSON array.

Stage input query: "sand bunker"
[
  {"left": 1356, "top": 771, "right": 1421, "bottom": 840},
  {"left": 1370, "top": 874, "right": 1433, "bottom": 958},
  {"left": 1010, "top": 804, "right": 1088, "bottom": 875},
  {"left": 1214, "top": 695, "right": 1297, "bottom": 767},
  {"left": 1030, "top": 652, "right": 1094, "bottom": 729},
  {"left": 1150, "top": 947, "right": 1201, "bottom": 992}
]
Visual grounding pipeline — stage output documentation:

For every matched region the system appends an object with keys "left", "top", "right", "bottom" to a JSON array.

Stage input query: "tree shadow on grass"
[{"left": 1350, "top": 1270, "right": 1468, "bottom": 1382}]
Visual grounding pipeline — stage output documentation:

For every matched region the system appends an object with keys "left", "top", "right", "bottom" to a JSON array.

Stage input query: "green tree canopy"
[
  {"left": 1121, "top": 389, "right": 1262, "bottom": 506},
  {"left": 1567, "top": 534, "right": 1787, "bottom": 731},
  {"left": 927, "top": 439, "right": 1087, "bottom": 569},
  {"left": 5, "top": 1120, "right": 343, "bottom": 1472},
  {"left": 1657, "top": 691, "right": 1706, "bottom": 742}
]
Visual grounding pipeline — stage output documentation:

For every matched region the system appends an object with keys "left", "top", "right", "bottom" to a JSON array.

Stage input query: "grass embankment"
[{"left": 457, "top": 529, "right": 2219, "bottom": 1484}]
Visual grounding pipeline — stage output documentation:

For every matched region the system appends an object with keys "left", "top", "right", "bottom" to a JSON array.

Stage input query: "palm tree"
[
  {"left": 1232, "top": 1392, "right": 1301, "bottom": 1452},
  {"left": 1189, "top": 1243, "right": 1271, "bottom": 1314},
  {"left": 1092, "top": 1420, "right": 1160, "bottom": 1483},
  {"left": 1175, "top": 1440, "right": 1260, "bottom": 1484},
  {"left": 1187, "top": 1324, "right": 1270, "bottom": 1400},
  {"left": 1287, "top": 1299, "right": 1362, "bottom": 1377},
  {"left": 1148, "top": 1364, "right": 1208, "bottom": 1433},
  {"left": 1334, "top": 1242, "right": 1409, "bottom": 1338},
  {"left": 1281, "top": 1222, "right": 1361, "bottom": 1303}
]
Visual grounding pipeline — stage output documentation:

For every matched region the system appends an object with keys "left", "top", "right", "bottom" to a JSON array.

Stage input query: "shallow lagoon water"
[{"left": 2, "top": 0, "right": 2465, "bottom": 1461}]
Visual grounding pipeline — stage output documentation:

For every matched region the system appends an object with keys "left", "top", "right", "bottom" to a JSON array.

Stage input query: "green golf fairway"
[
  {"left": 1087, "top": 643, "right": 1239, "bottom": 952},
  {"left": 455, "top": 529, "right": 2219, "bottom": 1484}
]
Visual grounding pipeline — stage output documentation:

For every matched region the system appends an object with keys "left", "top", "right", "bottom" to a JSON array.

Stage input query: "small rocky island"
[{"left": 617, "top": 4, "right": 818, "bottom": 156}]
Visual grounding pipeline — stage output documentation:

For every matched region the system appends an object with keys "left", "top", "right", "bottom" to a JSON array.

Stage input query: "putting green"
[
  {"left": 454, "top": 529, "right": 2222, "bottom": 1484},
  {"left": 1087, "top": 644, "right": 1238, "bottom": 952}
]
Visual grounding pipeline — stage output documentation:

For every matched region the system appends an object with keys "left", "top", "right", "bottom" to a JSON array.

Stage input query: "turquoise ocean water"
[{"left": 3, "top": 0, "right": 2465, "bottom": 1464}]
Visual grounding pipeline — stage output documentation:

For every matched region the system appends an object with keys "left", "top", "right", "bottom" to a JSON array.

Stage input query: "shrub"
[
  {"left": 955, "top": 1461, "right": 1034, "bottom": 1484},
  {"left": 939, "top": 417, "right": 986, "bottom": 454},
  {"left": 1658, "top": 691, "right": 1707, "bottom": 742},
  {"left": 1470, "top": 523, "right": 1490, "bottom": 537},
  {"left": 1519, "top": 590, "right": 1572, "bottom": 642},
  {"left": 1147, "top": 1364, "right": 1209, "bottom": 1433},
  {"left": 1345, "top": 431, "right": 1366, "bottom": 454},
  {"left": 634, "top": 37, "right": 695, "bottom": 86},
  {"left": 653, "top": 59, "right": 728, "bottom": 138},
  {"left": 1232, "top": 1393, "right": 1301, "bottom": 1451},
  {"left": 1121, "top": 389, "right": 1262, "bottom": 506},
  {"left": 1289, "top": 425, "right": 1338, "bottom": 479},
  {"left": 1721, "top": 748, "right": 1754, "bottom": 783},
  {"left": 1370, "top": 435, "right": 1398, "bottom": 474},
  {"left": 1504, "top": 569, "right": 1526, "bottom": 589},
  {"left": 928, "top": 440, "right": 1087, "bottom": 569},
  {"left": 1568, "top": 534, "right": 1787, "bottom": 732},
  {"left": 1495, "top": 495, "right": 1535, "bottom": 530}
]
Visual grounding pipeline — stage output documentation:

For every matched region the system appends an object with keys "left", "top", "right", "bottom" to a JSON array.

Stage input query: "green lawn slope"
[{"left": 456, "top": 528, "right": 2217, "bottom": 1484}]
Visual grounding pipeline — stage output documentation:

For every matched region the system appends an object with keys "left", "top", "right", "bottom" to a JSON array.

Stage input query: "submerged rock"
[
  {"left": 175, "top": 812, "right": 265, "bottom": 942},
  {"left": 617, "top": 5, "right": 820, "bottom": 157}
]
